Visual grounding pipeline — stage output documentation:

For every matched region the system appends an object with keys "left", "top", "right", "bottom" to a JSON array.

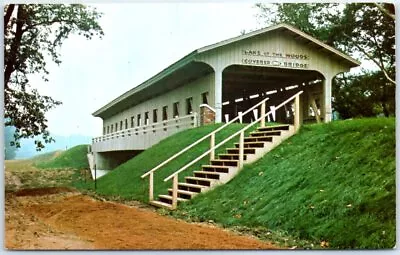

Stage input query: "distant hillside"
[
  {"left": 15, "top": 134, "right": 92, "bottom": 159},
  {"left": 35, "top": 145, "right": 89, "bottom": 170}
]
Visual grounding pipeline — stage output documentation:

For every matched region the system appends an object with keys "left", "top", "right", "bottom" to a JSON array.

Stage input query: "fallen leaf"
[
  {"left": 320, "top": 241, "right": 329, "bottom": 248},
  {"left": 234, "top": 214, "right": 242, "bottom": 219},
  {"left": 346, "top": 204, "right": 352, "bottom": 208},
  {"left": 258, "top": 171, "right": 264, "bottom": 176}
]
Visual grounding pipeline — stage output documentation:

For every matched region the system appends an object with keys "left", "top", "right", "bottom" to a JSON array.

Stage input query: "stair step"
[
  {"left": 234, "top": 142, "right": 265, "bottom": 148},
  {"left": 257, "top": 124, "right": 290, "bottom": 132},
  {"left": 250, "top": 130, "right": 281, "bottom": 137},
  {"left": 210, "top": 159, "right": 239, "bottom": 167},
  {"left": 168, "top": 188, "right": 198, "bottom": 199},
  {"left": 244, "top": 136, "right": 273, "bottom": 143},
  {"left": 218, "top": 154, "right": 248, "bottom": 161},
  {"left": 226, "top": 148, "right": 256, "bottom": 154},
  {"left": 158, "top": 194, "right": 188, "bottom": 204},
  {"left": 203, "top": 164, "right": 231, "bottom": 173},
  {"left": 185, "top": 176, "right": 215, "bottom": 186},
  {"left": 149, "top": 200, "right": 173, "bottom": 210},
  {"left": 178, "top": 182, "right": 208, "bottom": 193},
  {"left": 194, "top": 170, "right": 223, "bottom": 179}
]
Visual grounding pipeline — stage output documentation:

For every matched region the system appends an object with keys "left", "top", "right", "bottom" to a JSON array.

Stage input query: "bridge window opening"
[
  {"left": 266, "top": 90, "right": 277, "bottom": 95},
  {"left": 235, "top": 98, "right": 243, "bottom": 103},
  {"left": 130, "top": 116, "right": 135, "bottom": 128},
  {"left": 107, "top": 126, "right": 110, "bottom": 134},
  {"left": 162, "top": 106, "right": 168, "bottom": 121},
  {"left": 173, "top": 102, "right": 179, "bottom": 118},
  {"left": 249, "top": 94, "right": 259, "bottom": 99},
  {"left": 222, "top": 101, "right": 230, "bottom": 106},
  {"left": 186, "top": 97, "right": 193, "bottom": 115},
  {"left": 153, "top": 109, "right": 158, "bottom": 123},
  {"left": 111, "top": 125, "right": 113, "bottom": 133},
  {"left": 202, "top": 92, "right": 209, "bottom": 104},
  {"left": 115, "top": 123, "right": 118, "bottom": 132},
  {"left": 137, "top": 114, "right": 141, "bottom": 126},
  {"left": 145, "top": 112, "right": 150, "bottom": 125},
  {"left": 120, "top": 121, "right": 123, "bottom": 130},
  {"left": 103, "top": 127, "right": 106, "bottom": 135},
  {"left": 125, "top": 119, "right": 128, "bottom": 129}
]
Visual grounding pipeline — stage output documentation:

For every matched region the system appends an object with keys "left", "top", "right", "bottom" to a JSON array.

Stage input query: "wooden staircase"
[{"left": 150, "top": 124, "right": 295, "bottom": 209}]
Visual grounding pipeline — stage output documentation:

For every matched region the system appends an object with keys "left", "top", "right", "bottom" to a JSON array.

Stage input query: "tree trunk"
[
  {"left": 4, "top": 4, "right": 25, "bottom": 88},
  {"left": 382, "top": 102, "right": 390, "bottom": 117},
  {"left": 4, "top": 4, "right": 15, "bottom": 32}
]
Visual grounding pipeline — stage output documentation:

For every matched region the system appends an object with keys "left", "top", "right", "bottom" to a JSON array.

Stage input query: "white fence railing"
[
  {"left": 141, "top": 96, "right": 271, "bottom": 204},
  {"left": 92, "top": 113, "right": 198, "bottom": 144}
]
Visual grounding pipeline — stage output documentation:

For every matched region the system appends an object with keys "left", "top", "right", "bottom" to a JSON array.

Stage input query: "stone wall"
[{"left": 200, "top": 105, "right": 215, "bottom": 126}]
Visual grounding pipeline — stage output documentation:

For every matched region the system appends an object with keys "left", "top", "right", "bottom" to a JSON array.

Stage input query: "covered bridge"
[{"left": 89, "top": 23, "right": 360, "bottom": 174}]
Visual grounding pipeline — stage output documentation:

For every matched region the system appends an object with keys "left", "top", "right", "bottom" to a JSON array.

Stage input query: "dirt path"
[{"left": 5, "top": 187, "right": 278, "bottom": 250}]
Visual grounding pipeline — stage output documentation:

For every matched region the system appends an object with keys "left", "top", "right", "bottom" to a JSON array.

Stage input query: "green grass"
[
  {"left": 169, "top": 118, "right": 395, "bottom": 249},
  {"left": 30, "top": 150, "right": 61, "bottom": 162},
  {"left": 35, "top": 144, "right": 89, "bottom": 170},
  {"left": 75, "top": 123, "right": 256, "bottom": 201}
]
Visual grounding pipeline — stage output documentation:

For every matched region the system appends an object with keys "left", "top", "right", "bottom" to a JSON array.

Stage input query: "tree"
[
  {"left": 4, "top": 125, "right": 18, "bottom": 160},
  {"left": 255, "top": 3, "right": 395, "bottom": 85},
  {"left": 333, "top": 71, "right": 395, "bottom": 119},
  {"left": 4, "top": 4, "right": 104, "bottom": 150}
]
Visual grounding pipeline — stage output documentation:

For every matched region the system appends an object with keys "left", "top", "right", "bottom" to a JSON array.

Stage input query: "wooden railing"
[
  {"left": 92, "top": 114, "right": 198, "bottom": 143},
  {"left": 164, "top": 91, "right": 303, "bottom": 209},
  {"left": 140, "top": 97, "right": 270, "bottom": 201}
]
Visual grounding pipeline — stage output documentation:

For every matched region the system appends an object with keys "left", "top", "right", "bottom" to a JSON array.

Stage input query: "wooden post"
[
  {"left": 172, "top": 174, "right": 178, "bottom": 209},
  {"left": 149, "top": 171, "right": 154, "bottom": 201},
  {"left": 239, "top": 131, "right": 244, "bottom": 169},
  {"left": 238, "top": 112, "right": 243, "bottom": 124},
  {"left": 308, "top": 92, "right": 321, "bottom": 123},
  {"left": 210, "top": 133, "right": 215, "bottom": 160},
  {"left": 294, "top": 94, "right": 300, "bottom": 131},
  {"left": 260, "top": 101, "right": 266, "bottom": 127}
]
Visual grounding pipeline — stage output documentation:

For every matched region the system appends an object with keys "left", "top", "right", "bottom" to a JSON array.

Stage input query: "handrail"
[
  {"left": 93, "top": 113, "right": 196, "bottom": 142},
  {"left": 163, "top": 90, "right": 303, "bottom": 182},
  {"left": 140, "top": 97, "right": 270, "bottom": 179}
]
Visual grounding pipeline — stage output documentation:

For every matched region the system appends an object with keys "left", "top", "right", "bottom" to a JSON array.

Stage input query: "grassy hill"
[
  {"left": 170, "top": 118, "right": 395, "bottom": 249},
  {"left": 35, "top": 144, "right": 89, "bottom": 170},
  {"left": 30, "top": 150, "right": 62, "bottom": 163},
  {"left": 77, "top": 123, "right": 249, "bottom": 201},
  {"left": 72, "top": 118, "right": 395, "bottom": 248}
]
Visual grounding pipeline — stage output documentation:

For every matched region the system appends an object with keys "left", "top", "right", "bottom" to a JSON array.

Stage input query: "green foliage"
[
  {"left": 75, "top": 123, "right": 251, "bottom": 201},
  {"left": 4, "top": 125, "right": 18, "bottom": 160},
  {"left": 4, "top": 4, "right": 103, "bottom": 150},
  {"left": 35, "top": 144, "right": 89, "bottom": 169},
  {"left": 333, "top": 71, "right": 395, "bottom": 118},
  {"left": 255, "top": 3, "right": 395, "bottom": 119},
  {"left": 255, "top": 3, "right": 395, "bottom": 85},
  {"left": 172, "top": 118, "right": 395, "bottom": 248}
]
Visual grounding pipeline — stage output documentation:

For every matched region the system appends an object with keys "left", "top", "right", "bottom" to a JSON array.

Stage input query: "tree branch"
[
  {"left": 374, "top": 3, "right": 395, "bottom": 20},
  {"left": 4, "top": 5, "right": 26, "bottom": 88},
  {"left": 342, "top": 32, "right": 396, "bottom": 85},
  {"left": 4, "top": 4, "right": 15, "bottom": 32}
]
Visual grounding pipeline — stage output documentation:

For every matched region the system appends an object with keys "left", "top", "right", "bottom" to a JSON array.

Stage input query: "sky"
[
  {"left": 29, "top": 2, "right": 265, "bottom": 138},
  {"left": 28, "top": 1, "right": 378, "bottom": 138}
]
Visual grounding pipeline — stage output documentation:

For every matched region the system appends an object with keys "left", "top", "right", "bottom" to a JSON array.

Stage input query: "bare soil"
[{"left": 5, "top": 160, "right": 278, "bottom": 250}]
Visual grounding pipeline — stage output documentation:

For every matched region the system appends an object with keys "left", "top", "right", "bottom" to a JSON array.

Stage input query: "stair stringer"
[
  {"left": 152, "top": 125, "right": 298, "bottom": 209},
  {"left": 216, "top": 125, "right": 297, "bottom": 184}
]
